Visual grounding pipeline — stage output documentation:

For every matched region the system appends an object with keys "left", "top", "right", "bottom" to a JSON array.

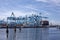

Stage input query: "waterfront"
[{"left": 0, "top": 27, "right": 60, "bottom": 40}]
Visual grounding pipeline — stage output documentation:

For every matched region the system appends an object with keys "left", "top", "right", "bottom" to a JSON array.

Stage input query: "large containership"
[{"left": 0, "top": 12, "right": 49, "bottom": 40}]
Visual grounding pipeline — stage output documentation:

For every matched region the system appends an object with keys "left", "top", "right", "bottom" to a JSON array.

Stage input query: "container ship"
[
  {"left": 0, "top": 12, "right": 49, "bottom": 40},
  {"left": 0, "top": 12, "right": 49, "bottom": 28}
]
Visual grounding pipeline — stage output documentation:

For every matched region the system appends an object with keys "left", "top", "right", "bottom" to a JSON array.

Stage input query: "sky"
[{"left": 0, "top": 0, "right": 60, "bottom": 25}]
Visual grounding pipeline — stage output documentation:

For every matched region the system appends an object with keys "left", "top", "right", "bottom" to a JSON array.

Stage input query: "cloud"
[
  {"left": 24, "top": 5, "right": 38, "bottom": 11},
  {"left": 36, "top": 0, "right": 48, "bottom": 2},
  {"left": 35, "top": 0, "right": 60, "bottom": 5},
  {"left": 24, "top": 5, "right": 51, "bottom": 15}
]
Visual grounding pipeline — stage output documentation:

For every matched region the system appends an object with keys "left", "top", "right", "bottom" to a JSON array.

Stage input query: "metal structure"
[
  {"left": 0, "top": 11, "right": 60, "bottom": 40},
  {"left": 0, "top": 12, "right": 49, "bottom": 40},
  {"left": 0, "top": 12, "right": 49, "bottom": 28}
]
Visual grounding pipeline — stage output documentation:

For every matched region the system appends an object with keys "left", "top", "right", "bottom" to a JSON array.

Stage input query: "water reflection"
[
  {"left": 16, "top": 28, "right": 49, "bottom": 40},
  {"left": 0, "top": 28, "right": 60, "bottom": 40},
  {"left": 49, "top": 28, "right": 60, "bottom": 40}
]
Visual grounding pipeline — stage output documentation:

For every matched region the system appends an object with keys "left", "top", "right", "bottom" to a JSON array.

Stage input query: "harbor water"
[{"left": 0, "top": 27, "right": 60, "bottom": 40}]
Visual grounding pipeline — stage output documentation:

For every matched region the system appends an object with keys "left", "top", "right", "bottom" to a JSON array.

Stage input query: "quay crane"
[
  {"left": 0, "top": 12, "right": 49, "bottom": 40},
  {"left": 0, "top": 12, "right": 49, "bottom": 28}
]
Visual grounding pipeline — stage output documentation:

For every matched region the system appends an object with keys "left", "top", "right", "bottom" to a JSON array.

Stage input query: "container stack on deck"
[
  {"left": 7, "top": 13, "right": 49, "bottom": 27},
  {"left": 0, "top": 12, "right": 49, "bottom": 28}
]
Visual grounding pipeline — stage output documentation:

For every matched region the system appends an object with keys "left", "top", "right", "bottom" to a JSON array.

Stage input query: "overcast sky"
[{"left": 0, "top": 0, "right": 60, "bottom": 24}]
